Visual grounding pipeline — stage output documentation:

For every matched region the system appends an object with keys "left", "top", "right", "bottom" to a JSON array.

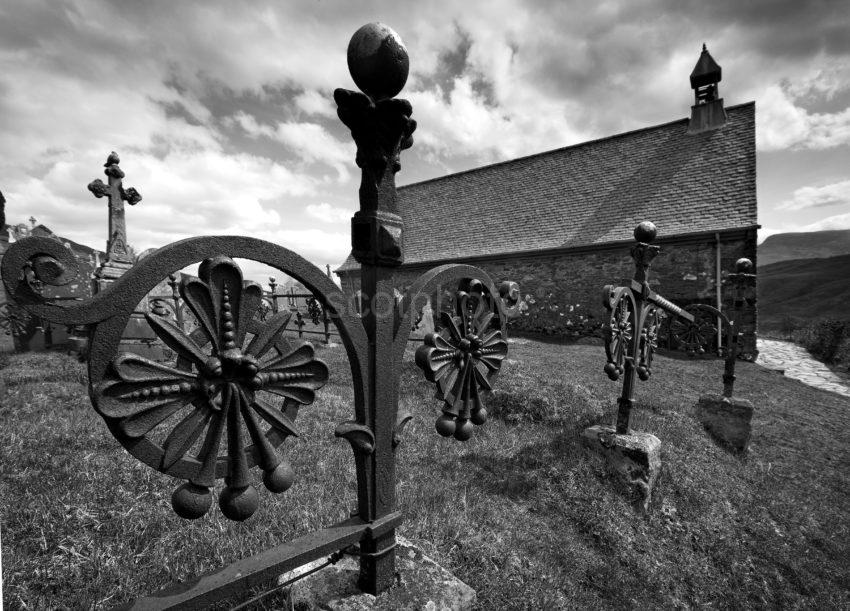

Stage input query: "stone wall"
[{"left": 337, "top": 228, "right": 758, "bottom": 354}]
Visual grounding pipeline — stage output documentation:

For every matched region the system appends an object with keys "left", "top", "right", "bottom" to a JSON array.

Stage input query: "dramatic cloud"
[
  {"left": 228, "top": 112, "right": 354, "bottom": 180},
  {"left": 779, "top": 180, "right": 850, "bottom": 211},
  {"left": 305, "top": 203, "right": 352, "bottom": 224},
  {"left": 1, "top": 0, "right": 849, "bottom": 274},
  {"left": 758, "top": 84, "right": 850, "bottom": 151},
  {"left": 801, "top": 212, "right": 850, "bottom": 232}
]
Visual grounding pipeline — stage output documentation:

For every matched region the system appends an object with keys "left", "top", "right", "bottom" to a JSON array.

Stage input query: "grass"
[{"left": 1, "top": 339, "right": 849, "bottom": 609}]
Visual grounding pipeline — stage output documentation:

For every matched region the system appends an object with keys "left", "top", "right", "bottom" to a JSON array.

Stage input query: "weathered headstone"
[{"left": 87, "top": 153, "right": 162, "bottom": 359}]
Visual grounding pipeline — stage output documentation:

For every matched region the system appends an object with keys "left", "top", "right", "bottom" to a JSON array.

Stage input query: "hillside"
[
  {"left": 759, "top": 229, "right": 850, "bottom": 266},
  {"left": 758, "top": 253, "right": 850, "bottom": 331}
]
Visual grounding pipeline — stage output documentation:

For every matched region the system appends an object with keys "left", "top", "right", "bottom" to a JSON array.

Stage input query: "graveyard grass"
[{"left": 1, "top": 338, "right": 849, "bottom": 609}]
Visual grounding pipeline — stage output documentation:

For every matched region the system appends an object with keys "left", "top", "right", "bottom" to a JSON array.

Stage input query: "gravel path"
[{"left": 757, "top": 338, "right": 850, "bottom": 398}]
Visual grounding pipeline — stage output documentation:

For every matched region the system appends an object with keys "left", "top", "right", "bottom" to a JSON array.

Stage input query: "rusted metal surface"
[
  {"left": 1, "top": 23, "right": 514, "bottom": 603},
  {"left": 603, "top": 222, "right": 694, "bottom": 434}
]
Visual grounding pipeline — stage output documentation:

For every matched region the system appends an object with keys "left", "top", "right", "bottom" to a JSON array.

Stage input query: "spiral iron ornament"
[{"left": 670, "top": 305, "right": 719, "bottom": 356}]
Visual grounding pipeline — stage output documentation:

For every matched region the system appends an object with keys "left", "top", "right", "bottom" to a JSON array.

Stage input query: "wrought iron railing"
[{"left": 1, "top": 23, "right": 515, "bottom": 606}]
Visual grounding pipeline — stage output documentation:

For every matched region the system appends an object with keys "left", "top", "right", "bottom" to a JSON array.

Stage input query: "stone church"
[{"left": 336, "top": 45, "right": 758, "bottom": 356}]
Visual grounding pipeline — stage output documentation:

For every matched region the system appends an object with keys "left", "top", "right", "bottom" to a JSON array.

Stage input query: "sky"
[{"left": 1, "top": 0, "right": 849, "bottom": 284}]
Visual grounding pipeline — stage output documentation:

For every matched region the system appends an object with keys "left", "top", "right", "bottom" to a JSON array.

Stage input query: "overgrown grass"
[{"left": 1, "top": 340, "right": 849, "bottom": 609}]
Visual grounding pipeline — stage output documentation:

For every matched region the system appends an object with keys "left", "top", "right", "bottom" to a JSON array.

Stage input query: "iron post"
[
  {"left": 334, "top": 22, "right": 416, "bottom": 594},
  {"left": 723, "top": 257, "right": 756, "bottom": 396}
]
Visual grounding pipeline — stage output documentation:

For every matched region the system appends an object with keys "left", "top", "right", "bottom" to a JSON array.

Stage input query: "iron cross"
[{"left": 603, "top": 222, "right": 694, "bottom": 433}]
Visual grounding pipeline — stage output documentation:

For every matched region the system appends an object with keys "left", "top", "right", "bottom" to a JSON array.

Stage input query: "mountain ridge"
[
  {"left": 758, "top": 252, "right": 850, "bottom": 331},
  {"left": 759, "top": 229, "right": 850, "bottom": 266}
]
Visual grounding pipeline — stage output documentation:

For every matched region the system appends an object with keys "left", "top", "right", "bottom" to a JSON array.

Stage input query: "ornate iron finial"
[
  {"left": 728, "top": 257, "right": 757, "bottom": 307},
  {"left": 735, "top": 257, "right": 753, "bottom": 273},
  {"left": 630, "top": 221, "right": 660, "bottom": 284},
  {"left": 347, "top": 23, "right": 410, "bottom": 101},
  {"left": 634, "top": 221, "right": 657, "bottom": 243},
  {"left": 335, "top": 22, "right": 416, "bottom": 267}
]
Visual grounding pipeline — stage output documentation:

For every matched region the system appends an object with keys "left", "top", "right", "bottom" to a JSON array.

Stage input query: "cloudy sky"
[{"left": 1, "top": 0, "right": 848, "bottom": 282}]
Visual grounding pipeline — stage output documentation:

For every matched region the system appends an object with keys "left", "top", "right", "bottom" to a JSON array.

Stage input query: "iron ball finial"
[
  {"left": 347, "top": 22, "right": 409, "bottom": 101},
  {"left": 634, "top": 221, "right": 657, "bottom": 244},
  {"left": 735, "top": 257, "right": 753, "bottom": 273}
]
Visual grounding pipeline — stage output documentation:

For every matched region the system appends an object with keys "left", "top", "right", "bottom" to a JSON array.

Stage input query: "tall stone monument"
[
  {"left": 88, "top": 152, "right": 161, "bottom": 358},
  {"left": 88, "top": 152, "right": 142, "bottom": 291}
]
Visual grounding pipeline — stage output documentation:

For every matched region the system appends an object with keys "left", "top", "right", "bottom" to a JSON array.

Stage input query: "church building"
[{"left": 335, "top": 45, "right": 759, "bottom": 356}]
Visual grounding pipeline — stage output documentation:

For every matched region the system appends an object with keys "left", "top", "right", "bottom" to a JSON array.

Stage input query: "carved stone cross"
[{"left": 88, "top": 151, "right": 142, "bottom": 266}]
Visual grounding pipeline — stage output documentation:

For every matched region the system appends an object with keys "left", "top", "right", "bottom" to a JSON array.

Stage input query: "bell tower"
[{"left": 687, "top": 44, "right": 727, "bottom": 134}]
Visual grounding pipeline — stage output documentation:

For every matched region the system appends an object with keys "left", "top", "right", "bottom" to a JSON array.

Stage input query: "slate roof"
[{"left": 337, "top": 102, "right": 756, "bottom": 273}]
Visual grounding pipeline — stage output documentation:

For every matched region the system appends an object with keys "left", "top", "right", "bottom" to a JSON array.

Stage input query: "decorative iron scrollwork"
[
  {"left": 415, "top": 281, "right": 507, "bottom": 441},
  {"left": 94, "top": 256, "right": 328, "bottom": 521},
  {"left": 669, "top": 304, "right": 720, "bottom": 356},
  {"left": 602, "top": 287, "right": 633, "bottom": 381},
  {"left": 637, "top": 307, "right": 661, "bottom": 381}
]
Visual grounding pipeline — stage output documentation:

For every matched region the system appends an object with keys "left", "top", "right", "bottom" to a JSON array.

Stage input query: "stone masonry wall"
[{"left": 337, "top": 230, "right": 758, "bottom": 353}]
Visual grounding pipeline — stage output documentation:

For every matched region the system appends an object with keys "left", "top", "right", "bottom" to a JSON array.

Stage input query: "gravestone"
[
  {"left": 411, "top": 298, "right": 435, "bottom": 338},
  {"left": 88, "top": 153, "right": 163, "bottom": 359}
]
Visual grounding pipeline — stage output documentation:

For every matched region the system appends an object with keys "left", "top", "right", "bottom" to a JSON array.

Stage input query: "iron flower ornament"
[
  {"left": 415, "top": 282, "right": 508, "bottom": 441},
  {"left": 94, "top": 256, "right": 328, "bottom": 521}
]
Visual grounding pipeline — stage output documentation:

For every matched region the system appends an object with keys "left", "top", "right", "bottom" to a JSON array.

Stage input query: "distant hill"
[
  {"left": 758, "top": 253, "right": 850, "bottom": 331},
  {"left": 759, "top": 229, "right": 850, "bottom": 266}
]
